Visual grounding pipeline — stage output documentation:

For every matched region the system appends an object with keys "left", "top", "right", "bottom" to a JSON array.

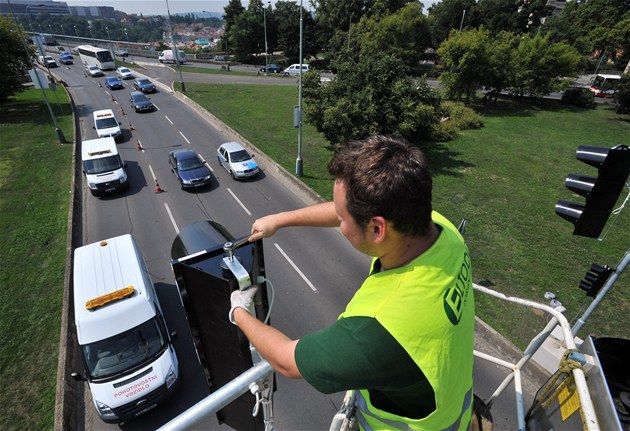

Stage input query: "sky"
[{"left": 62, "top": 0, "right": 439, "bottom": 16}]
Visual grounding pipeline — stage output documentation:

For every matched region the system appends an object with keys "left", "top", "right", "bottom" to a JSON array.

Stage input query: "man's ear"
[{"left": 369, "top": 216, "right": 387, "bottom": 243}]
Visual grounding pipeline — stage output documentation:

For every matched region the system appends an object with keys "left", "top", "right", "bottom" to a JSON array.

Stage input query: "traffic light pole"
[{"left": 572, "top": 247, "right": 630, "bottom": 337}]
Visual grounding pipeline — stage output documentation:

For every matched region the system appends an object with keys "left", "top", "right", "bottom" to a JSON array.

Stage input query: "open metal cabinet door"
[{"left": 171, "top": 220, "right": 273, "bottom": 431}]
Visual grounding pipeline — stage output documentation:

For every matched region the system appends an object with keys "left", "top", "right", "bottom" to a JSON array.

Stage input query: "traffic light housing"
[
  {"left": 555, "top": 144, "right": 630, "bottom": 238},
  {"left": 579, "top": 263, "right": 613, "bottom": 298}
]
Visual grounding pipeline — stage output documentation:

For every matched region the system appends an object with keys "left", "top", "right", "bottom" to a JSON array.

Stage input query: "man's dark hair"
[{"left": 327, "top": 135, "right": 433, "bottom": 237}]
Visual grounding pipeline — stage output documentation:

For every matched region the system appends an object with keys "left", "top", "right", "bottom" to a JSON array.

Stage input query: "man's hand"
[
  {"left": 249, "top": 215, "right": 282, "bottom": 241},
  {"left": 229, "top": 287, "right": 258, "bottom": 324}
]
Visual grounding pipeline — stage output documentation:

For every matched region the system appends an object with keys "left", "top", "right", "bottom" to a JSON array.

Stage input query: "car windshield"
[
  {"left": 83, "top": 155, "right": 122, "bottom": 174},
  {"left": 132, "top": 94, "right": 147, "bottom": 102},
  {"left": 120, "top": 68, "right": 130, "bottom": 73},
  {"left": 138, "top": 79, "right": 150, "bottom": 85},
  {"left": 178, "top": 156, "right": 204, "bottom": 171},
  {"left": 96, "top": 117, "right": 118, "bottom": 129},
  {"left": 89, "top": 67, "right": 100, "bottom": 72},
  {"left": 81, "top": 317, "right": 167, "bottom": 379},
  {"left": 229, "top": 149, "right": 251, "bottom": 163},
  {"left": 106, "top": 77, "right": 118, "bottom": 82}
]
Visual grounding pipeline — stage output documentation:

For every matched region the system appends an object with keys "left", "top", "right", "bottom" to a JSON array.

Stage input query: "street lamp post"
[
  {"left": 123, "top": 28, "right": 134, "bottom": 64},
  {"left": 165, "top": 0, "right": 186, "bottom": 91},
  {"left": 106, "top": 26, "right": 114, "bottom": 66},
  {"left": 88, "top": 24, "right": 95, "bottom": 45},
  {"left": 73, "top": 24, "right": 78, "bottom": 40},
  {"left": 295, "top": 0, "right": 304, "bottom": 177},
  {"left": 263, "top": 2, "right": 269, "bottom": 76}
]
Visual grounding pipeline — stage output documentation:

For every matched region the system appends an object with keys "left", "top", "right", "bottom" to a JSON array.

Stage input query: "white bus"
[{"left": 77, "top": 45, "right": 116, "bottom": 70}]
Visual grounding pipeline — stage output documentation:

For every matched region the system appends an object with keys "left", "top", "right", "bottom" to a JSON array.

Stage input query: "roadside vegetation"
[{"left": 0, "top": 87, "right": 73, "bottom": 429}]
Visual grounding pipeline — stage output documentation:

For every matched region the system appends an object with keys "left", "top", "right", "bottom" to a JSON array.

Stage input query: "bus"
[
  {"left": 589, "top": 74, "right": 621, "bottom": 98},
  {"left": 76, "top": 45, "right": 115, "bottom": 70}
]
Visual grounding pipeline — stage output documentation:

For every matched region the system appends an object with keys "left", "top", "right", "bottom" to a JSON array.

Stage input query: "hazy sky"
[{"left": 62, "top": 0, "right": 438, "bottom": 16}]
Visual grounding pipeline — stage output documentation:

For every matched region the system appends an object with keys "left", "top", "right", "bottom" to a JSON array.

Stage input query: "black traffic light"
[
  {"left": 579, "top": 263, "right": 613, "bottom": 298},
  {"left": 555, "top": 144, "right": 630, "bottom": 238}
]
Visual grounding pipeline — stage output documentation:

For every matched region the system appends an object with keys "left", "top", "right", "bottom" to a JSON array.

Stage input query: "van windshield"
[
  {"left": 96, "top": 117, "right": 118, "bottom": 129},
  {"left": 81, "top": 317, "right": 167, "bottom": 379},
  {"left": 83, "top": 155, "right": 123, "bottom": 174}
]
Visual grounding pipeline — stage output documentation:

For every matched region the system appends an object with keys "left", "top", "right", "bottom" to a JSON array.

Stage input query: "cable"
[{"left": 256, "top": 276, "right": 274, "bottom": 324}]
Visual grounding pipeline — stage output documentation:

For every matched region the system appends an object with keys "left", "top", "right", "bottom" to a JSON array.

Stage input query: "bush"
[
  {"left": 614, "top": 74, "right": 630, "bottom": 114},
  {"left": 561, "top": 87, "right": 596, "bottom": 108},
  {"left": 442, "top": 101, "right": 484, "bottom": 130}
]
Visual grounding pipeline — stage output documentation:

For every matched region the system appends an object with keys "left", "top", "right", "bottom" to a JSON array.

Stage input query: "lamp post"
[
  {"left": 106, "top": 26, "right": 114, "bottom": 66},
  {"left": 73, "top": 24, "right": 78, "bottom": 40},
  {"left": 295, "top": 0, "right": 304, "bottom": 177},
  {"left": 165, "top": 0, "right": 186, "bottom": 91},
  {"left": 60, "top": 24, "right": 66, "bottom": 37},
  {"left": 88, "top": 24, "right": 95, "bottom": 45},
  {"left": 263, "top": 1, "right": 269, "bottom": 76},
  {"left": 124, "top": 28, "right": 135, "bottom": 64}
]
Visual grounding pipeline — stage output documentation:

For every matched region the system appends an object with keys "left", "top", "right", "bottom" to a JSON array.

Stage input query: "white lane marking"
[
  {"left": 165, "top": 115, "right": 173, "bottom": 125},
  {"left": 274, "top": 243, "right": 318, "bottom": 293},
  {"left": 153, "top": 103, "right": 160, "bottom": 111},
  {"left": 179, "top": 131, "right": 190, "bottom": 144},
  {"left": 149, "top": 164, "right": 157, "bottom": 181},
  {"left": 164, "top": 203, "right": 180, "bottom": 234},
  {"left": 227, "top": 188, "right": 251, "bottom": 216}
]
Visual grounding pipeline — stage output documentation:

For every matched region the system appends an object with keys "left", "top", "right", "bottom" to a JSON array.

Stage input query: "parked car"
[
  {"left": 283, "top": 63, "right": 310, "bottom": 76},
  {"left": 217, "top": 142, "right": 260, "bottom": 180},
  {"left": 42, "top": 55, "right": 57, "bottom": 68},
  {"left": 259, "top": 63, "right": 283, "bottom": 74},
  {"left": 104, "top": 76, "right": 123, "bottom": 90},
  {"left": 115, "top": 49, "right": 129, "bottom": 58},
  {"left": 86, "top": 66, "right": 103, "bottom": 77},
  {"left": 168, "top": 149, "right": 213, "bottom": 190},
  {"left": 129, "top": 91, "right": 154, "bottom": 112},
  {"left": 116, "top": 67, "right": 134, "bottom": 80},
  {"left": 133, "top": 78, "right": 156, "bottom": 93}
]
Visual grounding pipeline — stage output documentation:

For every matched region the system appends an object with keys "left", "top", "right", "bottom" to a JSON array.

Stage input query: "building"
[
  {"left": 0, "top": 0, "right": 69, "bottom": 15},
  {"left": 68, "top": 5, "right": 116, "bottom": 18}
]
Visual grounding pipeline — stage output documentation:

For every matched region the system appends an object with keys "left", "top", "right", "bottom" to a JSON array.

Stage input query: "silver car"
[{"left": 217, "top": 142, "right": 260, "bottom": 180}]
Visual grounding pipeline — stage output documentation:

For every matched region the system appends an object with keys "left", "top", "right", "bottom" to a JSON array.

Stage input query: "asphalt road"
[{"left": 51, "top": 61, "right": 548, "bottom": 431}]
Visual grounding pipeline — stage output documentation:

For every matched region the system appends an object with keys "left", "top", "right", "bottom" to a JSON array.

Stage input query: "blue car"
[
  {"left": 104, "top": 76, "right": 123, "bottom": 90},
  {"left": 168, "top": 149, "right": 213, "bottom": 190}
]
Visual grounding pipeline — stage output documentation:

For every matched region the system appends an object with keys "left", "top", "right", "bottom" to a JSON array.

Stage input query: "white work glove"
[{"left": 229, "top": 287, "right": 258, "bottom": 324}]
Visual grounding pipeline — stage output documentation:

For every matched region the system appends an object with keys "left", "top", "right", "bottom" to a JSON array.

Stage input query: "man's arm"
[
  {"left": 250, "top": 201, "right": 339, "bottom": 241},
  {"left": 232, "top": 307, "right": 302, "bottom": 378}
]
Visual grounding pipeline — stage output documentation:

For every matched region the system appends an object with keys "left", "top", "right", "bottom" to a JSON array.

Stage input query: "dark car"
[
  {"left": 168, "top": 149, "right": 213, "bottom": 190},
  {"left": 128, "top": 91, "right": 154, "bottom": 112},
  {"left": 104, "top": 76, "right": 123, "bottom": 90},
  {"left": 259, "top": 63, "right": 283, "bottom": 74},
  {"left": 133, "top": 78, "right": 156, "bottom": 94}
]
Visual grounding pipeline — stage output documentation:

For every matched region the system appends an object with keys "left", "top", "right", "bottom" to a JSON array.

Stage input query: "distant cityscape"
[{"left": 0, "top": 0, "right": 225, "bottom": 18}]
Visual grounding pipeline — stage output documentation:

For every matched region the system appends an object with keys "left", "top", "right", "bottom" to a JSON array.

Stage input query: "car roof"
[
  {"left": 118, "top": 67, "right": 130, "bottom": 71},
  {"left": 88, "top": 65, "right": 100, "bottom": 69},
  {"left": 130, "top": 91, "right": 146, "bottom": 97},
  {"left": 220, "top": 141, "right": 247, "bottom": 152},
  {"left": 105, "top": 76, "right": 119, "bottom": 80},
  {"left": 171, "top": 149, "right": 198, "bottom": 159}
]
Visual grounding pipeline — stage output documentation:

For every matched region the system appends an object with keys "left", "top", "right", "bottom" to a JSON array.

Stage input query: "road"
[{"left": 51, "top": 61, "right": 545, "bottom": 431}]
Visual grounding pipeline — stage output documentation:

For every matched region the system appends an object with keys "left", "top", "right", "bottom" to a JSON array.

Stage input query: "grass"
[
  {"left": 0, "top": 87, "right": 73, "bottom": 430},
  {"left": 180, "top": 82, "right": 630, "bottom": 348}
]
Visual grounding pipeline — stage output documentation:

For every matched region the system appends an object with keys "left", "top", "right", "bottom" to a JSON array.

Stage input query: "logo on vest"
[{"left": 444, "top": 251, "right": 471, "bottom": 325}]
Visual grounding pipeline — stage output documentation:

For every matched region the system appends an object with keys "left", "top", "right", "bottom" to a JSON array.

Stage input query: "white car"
[
  {"left": 283, "top": 63, "right": 310, "bottom": 76},
  {"left": 217, "top": 142, "right": 260, "bottom": 180},
  {"left": 116, "top": 67, "right": 134, "bottom": 80},
  {"left": 86, "top": 66, "right": 103, "bottom": 77}
]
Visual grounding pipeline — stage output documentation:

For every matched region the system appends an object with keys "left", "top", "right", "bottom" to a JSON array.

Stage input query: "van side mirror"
[{"left": 71, "top": 372, "right": 86, "bottom": 382}]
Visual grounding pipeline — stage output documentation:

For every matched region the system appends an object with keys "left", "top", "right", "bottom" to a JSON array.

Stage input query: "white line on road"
[
  {"left": 274, "top": 243, "right": 318, "bottom": 293},
  {"left": 227, "top": 188, "right": 251, "bottom": 216},
  {"left": 153, "top": 103, "right": 160, "bottom": 111},
  {"left": 165, "top": 115, "right": 173, "bottom": 125},
  {"left": 149, "top": 164, "right": 157, "bottom": 181},
  {"left": 179, "top": 131, "right": 190, "bottom": 144},
  {"left": 164, "top": 203, "right": 180, "bottom": 234}
]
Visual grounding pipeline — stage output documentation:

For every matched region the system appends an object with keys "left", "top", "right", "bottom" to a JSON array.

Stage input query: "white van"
[
  {"left": 72, "top": 234, "right": 179, "bottom": 423},
  {"left": 93, "top": 109, "right": 122, "bottom": 141},
  {"left": 158, "top": 49, "right": 187, "bottom": 64},
  {"left": 81, "top": 137, "right": 129, "bottom": 196},
  {"left": 283, "top": 63, "right": 310, "bottom": 76}
]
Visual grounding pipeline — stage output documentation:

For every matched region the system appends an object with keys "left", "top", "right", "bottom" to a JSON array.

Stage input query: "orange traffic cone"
[
  {"left": 111, "top": 94, "right": 115, "bottom": 102},
  {"left": 129, "top": 121, "right": 135, "bottom": 131},
  {"left": 155, "top": 179, "right": 164, "bottom": 193},
  {"left": 121, "top": 107, "right": 126, "bottom": 116},
  {"left": 136, "top": 140, "right": 143, "bottom": 151}
]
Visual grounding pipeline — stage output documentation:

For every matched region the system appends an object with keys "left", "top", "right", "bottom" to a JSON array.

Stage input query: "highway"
[{"left": 51, "top": 61, "right": 544, "bottom": 430}]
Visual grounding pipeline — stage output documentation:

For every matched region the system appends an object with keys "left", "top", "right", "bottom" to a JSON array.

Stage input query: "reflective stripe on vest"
[{"left": 356, "top": 386, "right": 473, "bottom": 431}]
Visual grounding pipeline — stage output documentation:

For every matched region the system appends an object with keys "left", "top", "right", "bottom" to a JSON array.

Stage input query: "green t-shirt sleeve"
[{"left": 295, "top": 316, "right": 436, "bottom": 418}]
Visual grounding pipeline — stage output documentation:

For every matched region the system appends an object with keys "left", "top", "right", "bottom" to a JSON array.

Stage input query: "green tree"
[
  {"left": 615, "top": 73, "right": 630, "bottom": 114},
  {"left": 224, "top": 0, "right": 245, "bottom": 34},
  {"left": 0, "top": 17, "right": 34, "bottom": 103},
  {"left": 230, "top": 0, "right": 265, "bottom": 61},
  {"left": 511, "top": 34, "right": 581, "bottom": 97},
  {"left": 303, "top": 53, "right": 443, "bottom": 145},
  {"left": 269, "top": 1, "right": 318, "bottom": 63}
]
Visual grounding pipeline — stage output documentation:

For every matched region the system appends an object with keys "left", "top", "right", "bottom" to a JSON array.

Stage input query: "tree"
[
  {"left": 0, "top": 17, "right": 34, "bottom": 103},
  {"left": 270, "top": 1, "right": 318, "bottom": 63},
  {"left": 224, "top": 0, "right": 245, "bottom": 34},
  {"left": 303, "top": 53, "right": 443, "bottom": 145}
]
